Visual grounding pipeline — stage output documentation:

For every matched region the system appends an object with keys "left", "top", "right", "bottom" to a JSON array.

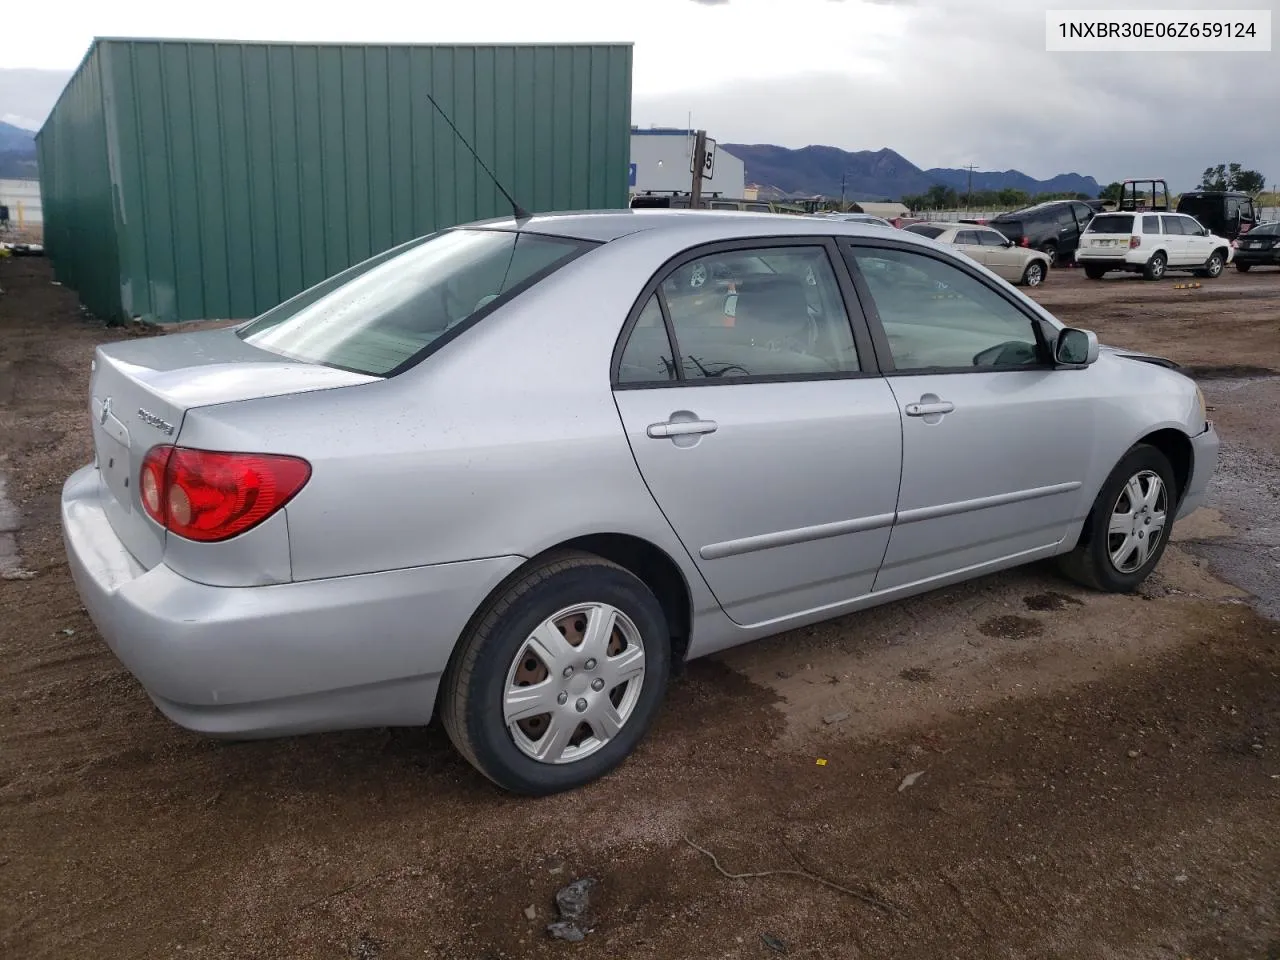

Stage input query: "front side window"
[
  {"left": 848, "top": 246, "right": 1043, "bottom": 372},
  {"left": 619, "top": 245, "right": 860, "bottom": 382},
  {"left": 1160, "top": 216, "right": 1186, "bottom": 236},
  {"left": 239, "top": 229, "right": 590, "bottom": 376}
]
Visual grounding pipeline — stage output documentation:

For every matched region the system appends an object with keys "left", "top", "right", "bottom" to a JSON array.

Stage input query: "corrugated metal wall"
[
  {"left": 36, "top": 44, "right": 123, "bottom": 319},
  {"left": 39, "top": 39, "right": 634, "bottom": 324}
]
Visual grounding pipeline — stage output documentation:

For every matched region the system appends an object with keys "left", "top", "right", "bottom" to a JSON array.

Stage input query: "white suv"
[{"left": 1077, "top": 211, "right": 1233, "bottom": 281}]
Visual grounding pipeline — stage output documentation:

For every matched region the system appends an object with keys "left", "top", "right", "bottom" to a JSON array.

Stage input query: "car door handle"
[
  {"left": 646, "top": 419, "right": 718, "bottom": 438},
  {"left": 904, "top": 401, "right": 955, "bottom": 417}
]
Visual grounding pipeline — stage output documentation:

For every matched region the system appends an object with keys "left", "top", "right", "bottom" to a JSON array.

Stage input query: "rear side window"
[
  {"left": 905, "top": 225, "right": 946, "bottom": 239},
  {"left": 955, "top": 230, "right": 981, "bottom": 245},
  {"left": 238, "top": 229, "right": 590, "bottom": 376},
  {"left": 1142, "top": 215, "right": 1161, "bottom": 233},
  {"left": 1087, "top": 214, "right": 1134, "bottom": 234},
  {"left": 617, "top": 295, "right": 676, "bottom": 384}
]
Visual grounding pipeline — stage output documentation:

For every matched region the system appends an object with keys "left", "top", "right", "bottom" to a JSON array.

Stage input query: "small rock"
[
  {"left": 776, "top": 670, "right": 792, "bottom": 680},
  {"left": 1250, "top": 742, "right": 1264, "bottom": 754},
  {"left": 547, "top": 859, "right": 567, "bottom": 875},
  {"left": 823, "top": 710, "right": 850, "bottom": 725},
  {"left": 554, "top": 877, "right": 598, "bottom": 920},
  {"left": 547, "top": 922, "right": 585, "bottom": 943},
  {"left": 761, "top": 932, "right": 789, "bottom": 953},
  {"left": 1175, "top": 874, "right": 1188, "bottom": 883},
  {"left": 60, "top": 628, "right": 76, "bottom": 636},
  {"left": 523, "top": 904, "right": 537, "bottom": 921},
  {"left": 897, "top": 770, "right": 925, "bottom": 792},
  {"left": 1, "top": 569, "right": 36, "bottom": 581},
  {"left": 1127, "top": 749, "right": 1140, "bottom": 759}
]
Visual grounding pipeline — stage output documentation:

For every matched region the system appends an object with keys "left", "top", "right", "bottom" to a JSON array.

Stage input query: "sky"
[{"left": 3, "top": 0, "right": 1279, "bottom": 190}]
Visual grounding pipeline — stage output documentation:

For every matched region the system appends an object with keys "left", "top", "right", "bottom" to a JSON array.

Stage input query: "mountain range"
[
  {"left": 722, "top": 143, "right": 1100, "bottom": 201},
  {"left": 0, "top": 121, "right": 37, "bottom": 179}
]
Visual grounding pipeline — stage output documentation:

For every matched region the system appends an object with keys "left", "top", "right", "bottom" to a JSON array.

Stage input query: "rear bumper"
[
  {"left": 1233, "top": 250, "right": 1280, "bottom": 266},
  {"left": 61, "top": 464, "right": 523, "bottom": 738},
  {"left": 1176, "top": 421, "right": 1220, "bottom": 520}
]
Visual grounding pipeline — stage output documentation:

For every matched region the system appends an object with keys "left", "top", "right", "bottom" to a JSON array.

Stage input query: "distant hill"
[
  {"left": 0, "top": 120, "right": 35, "bottom": 153},
  {"left": 0, "top": 121, "right": 37, "bottom": 179},
  {"left": 722, "top": 143, "right": 1100, "bottom": 201}
]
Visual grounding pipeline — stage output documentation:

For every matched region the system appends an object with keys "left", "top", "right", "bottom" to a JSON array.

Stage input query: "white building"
[
  {"left": 629, "top": 127, "right": 746, "bottom": 200},
  {"left": 0, "top": 178, "right": 42, "bottom": 226}
]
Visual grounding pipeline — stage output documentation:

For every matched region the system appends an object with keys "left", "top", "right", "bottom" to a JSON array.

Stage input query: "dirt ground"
[{"left": 1, "top": 258, "right": 1278, "bottom": 960}]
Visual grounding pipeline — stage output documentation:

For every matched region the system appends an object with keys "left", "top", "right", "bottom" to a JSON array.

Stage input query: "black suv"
[
  {"left": 978, "top": 200, "right": 1099, "bottom": 266},
  {"left": 1174, "top": 191, "right": 1259, "bottom": 241}
]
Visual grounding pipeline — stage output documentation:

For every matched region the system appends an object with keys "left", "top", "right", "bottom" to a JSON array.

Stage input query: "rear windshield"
[
  {"left": 1176, "top": 196, "right": 1218, "bottom": 218},
  {"left": 1086, "top": 214, "right": 1135, "bottom": 234},
  {"left": 238, "top": 229, "right": 591, "bottom": 376},
  {"left": 1249, "top": 222, "right": 1280, "bottom": 236},
  {"left": 904, "top": 224, "right": 946, "bottom": 239}
]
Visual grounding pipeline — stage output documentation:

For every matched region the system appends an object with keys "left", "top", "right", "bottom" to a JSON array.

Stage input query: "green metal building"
[{"left": 37, "top": 38, "right": 633, "bottom": 324}]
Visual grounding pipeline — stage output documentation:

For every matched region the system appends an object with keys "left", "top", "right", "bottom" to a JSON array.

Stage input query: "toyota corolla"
[{"left": 62, "top": 210, "right": 1218, "bottom": 795}]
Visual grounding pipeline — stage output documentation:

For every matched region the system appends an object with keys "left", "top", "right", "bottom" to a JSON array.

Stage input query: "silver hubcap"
[
  {"left": 1027, "top": 265, "right": 1043, "bottom": 285},
  {"left": 1108, "top": 470, "right": 1168, "bottom": 574},
  {"left": 503, "top": 603, "right": 646, "bottom": 765},
  {"left": 1208, "top": 256, "right": 1222, "bottom": 276},
  {"left": 1151, "top": 257, "right": 1165, "bottom": 277}
]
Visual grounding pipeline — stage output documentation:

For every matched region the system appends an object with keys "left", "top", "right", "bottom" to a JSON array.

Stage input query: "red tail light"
[
  {"left": 139, "top": 446, "right": 311, "bottom": 542},
  {"left": 1129, "top": 235, "right": 1141, "bottom": 249},
  {"left": 1019, "top": 237, "right": 1029, "bottom": 247}
]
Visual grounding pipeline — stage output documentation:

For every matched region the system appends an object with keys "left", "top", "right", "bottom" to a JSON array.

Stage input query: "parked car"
[
  {"left": 979, "top": 200, "right": 1098, "bottom": 266},
  {"left": 903, "top": 221, "right": 1051, "bottom": 286},
  {"left": 1076, "top": 211, "right": 1233, "bottom": 281},
  {"left": 1231, "top": 220, "right": 1280, "bottom": 271},
  {"left": 1175, "top": 190, "right": 1260, "bottom": 241},
  {"left": 62, "top": 210, "right": 1218, "bottom": 795}
]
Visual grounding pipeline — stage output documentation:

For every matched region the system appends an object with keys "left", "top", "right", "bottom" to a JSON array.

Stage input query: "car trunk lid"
[{"left": 87, "top": 328, "right": 378, "bottom": 567}]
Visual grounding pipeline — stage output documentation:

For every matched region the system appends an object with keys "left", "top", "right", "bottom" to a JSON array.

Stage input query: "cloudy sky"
[{"left": 4, "top": 0, "right": 1278, "bottom": 189}]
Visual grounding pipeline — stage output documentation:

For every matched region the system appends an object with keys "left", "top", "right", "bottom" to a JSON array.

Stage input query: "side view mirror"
[
  {"left": 1004, "top": 239, "right": 1015, "bottom": 248},
  {"left": 1055, "top": 327, "right": 1099, "bottom": 367}
]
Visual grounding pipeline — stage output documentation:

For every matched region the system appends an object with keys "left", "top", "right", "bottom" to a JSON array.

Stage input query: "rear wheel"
[
  {"left": 1235, "top": 262, "right": 1252, "bottom": 273},
  {"left": 1058, "top": 444, "right": 1177, "bottom": 593},
  {"left": 1142, "top": 252, "right": 1167, "bottom": 281},
  {"left": 1021, "top": 261, "right": 1046, "bottom": 287},
  {"left": 1084, "top": 265, "right": 1107, "bottom": 280},
  {"left": 440, "top": 551, "right": 671, "bottom": 795},
  {"left": 1039, "top": 242, "right": 1058, "bottom": 267}
]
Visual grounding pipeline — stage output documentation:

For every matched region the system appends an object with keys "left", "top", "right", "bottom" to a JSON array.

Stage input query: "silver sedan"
[{"left": 62, "top": 210, "right": 1219, "bottom": 795}]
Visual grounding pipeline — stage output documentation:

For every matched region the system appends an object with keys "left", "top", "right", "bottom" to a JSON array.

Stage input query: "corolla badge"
[{"left": 136, "top": 408, "right": 176, "bottom": 436}]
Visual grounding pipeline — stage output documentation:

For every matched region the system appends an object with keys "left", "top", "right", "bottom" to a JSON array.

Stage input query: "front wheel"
[
  {"left": 1058, "top": 444, "right": 1177, "bottom": 593},
  {"left": 1021, "top": 261, "right": 1046, "bottom": 287},
  {"left": 440, "top": 551, "right": 671, "bottom": 795}
]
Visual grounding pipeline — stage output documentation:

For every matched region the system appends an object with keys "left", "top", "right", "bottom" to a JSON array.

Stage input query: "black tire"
[
  {"left": 1021, "top": 261, "right": 1046, "bottom": 287},
  {"left": 1200, "top": 249, "right": 1226, "bottom": 279},
  {"left": 1057, "top": 444, "right": 1177, "bottom": 593},
  {"left": 1235, "top": 262, "right": 1252, "bottom": 273},
  {"left": 1039, "top": 242, "right": 1058, "bottom": 267},
  {"left": 1142, "top": 252, "right": 1167, "bottom": 281},
  {"left": 1084, "top": 265, "right": 1107, "bottom": 280},
  {"left": 440, "top": 550, "right": 671, "bottom": 795}
]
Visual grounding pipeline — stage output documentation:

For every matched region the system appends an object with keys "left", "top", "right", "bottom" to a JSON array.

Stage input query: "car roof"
[{"left": 463, "top": 208, "right": 914, "bottom": 244}]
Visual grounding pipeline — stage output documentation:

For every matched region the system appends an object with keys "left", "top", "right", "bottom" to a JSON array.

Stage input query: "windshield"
[
  {"left": 238, "top": 229, "right": 590, "bottom": 376},
  {"left": 904, "top": 224, "right": 947, "bottom": 239},
  {"left": 1086, "top": 214, "right": 1135, "bottom": 234}
]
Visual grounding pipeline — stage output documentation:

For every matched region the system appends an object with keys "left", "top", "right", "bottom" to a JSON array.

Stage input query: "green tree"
[
  {"left": 1200, "top": 162, "right": 1265, "bottom": 193},
  {"left": 1100, "top": 182, "right": 1123, "bottom": 203}
]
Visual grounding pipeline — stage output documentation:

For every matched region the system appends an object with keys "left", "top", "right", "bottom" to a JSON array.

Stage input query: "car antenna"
[{"left": 426, "top": 92, "right": 531, "bottom": 221}]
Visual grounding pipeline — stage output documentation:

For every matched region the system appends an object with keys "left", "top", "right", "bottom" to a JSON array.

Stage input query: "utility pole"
[
  {"left": 840, "top": 171, "right": 847, "bottom": 210},
  {"left": 964, "top": 164, "right": 978, "bottom": 210},
  {"left": 690, "top": 129, "right": 708, "bottom": 209}
]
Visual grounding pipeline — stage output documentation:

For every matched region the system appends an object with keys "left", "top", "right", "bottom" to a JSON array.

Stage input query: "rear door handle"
[
  {"left": 904, "top": 401, "right": 955, "bottom": 417},
  {"left": 646, "top": 419, "right": 718, "bottom": 438}
]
